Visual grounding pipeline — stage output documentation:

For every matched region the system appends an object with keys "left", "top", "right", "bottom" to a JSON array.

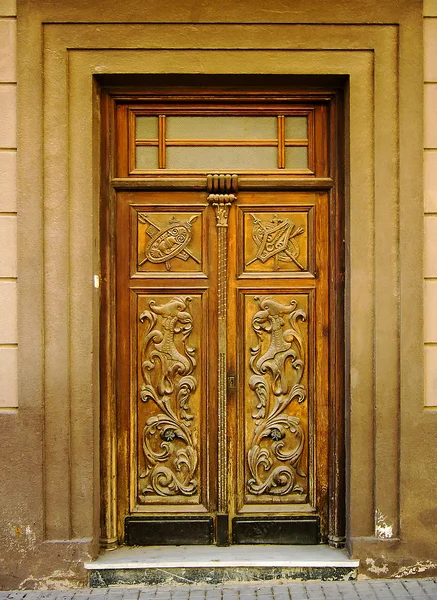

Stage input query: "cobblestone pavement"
[{"left": 2, "top": 580, "right": 437, "bottom": 600}]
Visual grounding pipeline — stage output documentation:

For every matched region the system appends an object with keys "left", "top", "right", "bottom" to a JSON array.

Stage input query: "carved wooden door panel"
[
  {"left": 116, "top": 190, "right": 219, "bottom": 545},
  {"left": 228, "top": 189, "right": 329, "bottom": 545},
  {"left": 105, "top": 89, "right": 344, "bottom": 548},
  {"left": 116, "top": 187, "right": 329, "bottom": 546}
]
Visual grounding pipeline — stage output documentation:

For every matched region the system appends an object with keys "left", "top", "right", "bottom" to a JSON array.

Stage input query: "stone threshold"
[{"left": 84, "top": 545, "right": 359, "bottom": 587}]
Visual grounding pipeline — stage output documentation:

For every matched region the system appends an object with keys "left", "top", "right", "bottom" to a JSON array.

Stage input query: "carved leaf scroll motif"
[
  {"left": 138, "top": 296, "right": 198, "bottom": 498},
  {"left": 247, "top": 296, "right": 307, "bottom": 496}
]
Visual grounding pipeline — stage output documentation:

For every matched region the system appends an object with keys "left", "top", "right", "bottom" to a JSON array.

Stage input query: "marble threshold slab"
[{"left": 84, "top": 545, "right": 359, "bottom": 570}]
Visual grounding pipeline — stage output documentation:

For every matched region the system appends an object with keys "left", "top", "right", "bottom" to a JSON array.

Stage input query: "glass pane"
[
  {"left": 136, "top": 145, "right": 158, "bottom": 169},
  {"left": 166, "top": 117, "right": 276, "bottom": 140},
  {"left": 166, "top": 146, "right": 277, "bottom": 170},
  {"left": 285, "top": 146, "right": 308, "bottom": 169},
  {"left": 136, "top": 116, "right": 158, "bottom": 140},
  {"left": 285, "top": 116, "right": 308, "bottom": 140}
]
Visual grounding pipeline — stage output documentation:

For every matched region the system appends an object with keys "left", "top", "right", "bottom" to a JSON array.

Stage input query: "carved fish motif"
[
  {"left": 250, "top": 296, "right": 305, "bottom": 396},
  {"left": 138, "top": 296, "right": 198, "bottom": 498},
  {"left": 247, "top": 295, "right": 307, "bottom": 497}
]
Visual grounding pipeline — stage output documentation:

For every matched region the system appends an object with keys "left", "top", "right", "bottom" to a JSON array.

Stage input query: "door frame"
[{"left": 99, "top": 78, "right": 346, "bottom": 548}]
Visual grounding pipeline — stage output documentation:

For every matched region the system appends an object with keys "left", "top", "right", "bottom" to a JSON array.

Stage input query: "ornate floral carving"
[
  {"left": 139, "top": 214, "right": 200, "bottom": 271},
  {"left": 247, "top": 296, "right": 307, "bottom": 496},
  {"left": 246, "top": 214, "right": 305, "bottom": 271},
  {"left": 138, "top": 296, "right": 198, "bottom": 497}
]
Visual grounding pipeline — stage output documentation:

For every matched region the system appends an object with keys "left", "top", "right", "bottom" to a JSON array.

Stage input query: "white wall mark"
[{"left": 375, "top": 509, "right": 393, "bottom": 539}]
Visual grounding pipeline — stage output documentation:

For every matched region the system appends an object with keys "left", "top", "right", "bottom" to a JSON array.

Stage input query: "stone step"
[{"left": 84, "top": 545, "right": 359, "bottom": 587}]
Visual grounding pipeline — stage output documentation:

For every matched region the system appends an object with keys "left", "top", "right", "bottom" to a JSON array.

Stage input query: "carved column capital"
[{"left": 208, "top": 193, "right": 236, "bottom": 227}]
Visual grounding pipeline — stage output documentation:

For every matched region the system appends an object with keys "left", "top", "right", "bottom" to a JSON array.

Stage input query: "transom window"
[
  {"left": 130, "top": 112, "right": 313, "bottom": 173},
  {"left": 115, "top": 97, "right": 328, "bottom": 178}
]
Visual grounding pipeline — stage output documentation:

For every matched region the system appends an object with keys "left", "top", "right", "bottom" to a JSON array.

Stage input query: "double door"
[{"left": 116, "top": 183, "right": 330, "bottom": 545}]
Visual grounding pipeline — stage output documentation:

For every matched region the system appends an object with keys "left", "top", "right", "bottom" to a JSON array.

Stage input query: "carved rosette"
[
  {"left": 138, "top": 296, "right": 198, "bottom": 498},
  {"left": 246, "top": 296, "right": 307, "bottom": 496}
]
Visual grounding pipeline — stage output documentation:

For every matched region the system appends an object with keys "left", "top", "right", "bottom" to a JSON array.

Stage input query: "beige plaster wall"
[
  {"left": 425, "top": 1, "right": 437, "bottom": 406},
  {"left": 0, "top": 0, "right": 436, "bottom": 589},
  {"left": 0, "top": 0, "right": 17, "bottom": 410}
]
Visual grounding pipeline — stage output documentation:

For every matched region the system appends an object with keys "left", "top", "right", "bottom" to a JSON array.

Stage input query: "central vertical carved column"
[{"left": 207, "top": 174, "right": 237, "bottom": 546}]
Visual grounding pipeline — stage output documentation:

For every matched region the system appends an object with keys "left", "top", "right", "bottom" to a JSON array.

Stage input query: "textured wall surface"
[
  {"left": 0, "top": 0, "right": 17, "bottom": 410},
  {"left": 425, "top": 1, "right": 437, "bottom": 406}
]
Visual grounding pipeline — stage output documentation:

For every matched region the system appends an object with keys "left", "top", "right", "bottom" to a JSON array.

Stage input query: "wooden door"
[
  {"left": 102, "top": 88, "right": 345, "bottom": 547},
  {"left": 229, "top": 189, "right": 329, "bottom": 545},
  {"left": 116, "top": 189, "right": 219, "bottom": 545}
]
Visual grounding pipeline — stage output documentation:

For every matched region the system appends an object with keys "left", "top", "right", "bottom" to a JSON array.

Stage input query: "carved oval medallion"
[{"left": 146, "top": 223, "right": 192, "bottom": 264}]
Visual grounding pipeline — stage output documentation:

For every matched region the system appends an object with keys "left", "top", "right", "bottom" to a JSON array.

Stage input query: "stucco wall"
[
  {"left": 0, "top": 0, "right": 436, "bottom": 589},
  {"left": 425, "top": 0, "right": 437, "bottom": 406},
  {"left": 0, "top": 0, "right": 17, "bottom": 411}
]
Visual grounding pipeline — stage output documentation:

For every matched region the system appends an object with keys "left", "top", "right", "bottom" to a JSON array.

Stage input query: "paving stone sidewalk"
[{"left": 2, "top": 579, "right": 437, "bottom": 600}]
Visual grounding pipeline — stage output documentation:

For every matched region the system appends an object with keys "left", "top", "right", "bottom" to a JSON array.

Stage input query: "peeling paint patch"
[
  {"left": 350, "top": 367, "right": 359, "bottom": 389},
  {"left": 18, "top": 568, "right": 82, "bottom": 590},
  {"left": 7, "top": 522, "right": 37, "bottom": 556},
  {"left": 365, "top": 558, "right": 389, "bottom": 575},
  {"left": 393, "top": 560, "right": 437, "bottom": 578},
  {"left": 375, "top": 510, "right": 393, "bottom": 539}
]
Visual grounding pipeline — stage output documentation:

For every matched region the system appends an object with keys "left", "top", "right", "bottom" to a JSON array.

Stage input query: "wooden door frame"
[{"left": 98, "top": 78, "right": 346, "bottom": 549}]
